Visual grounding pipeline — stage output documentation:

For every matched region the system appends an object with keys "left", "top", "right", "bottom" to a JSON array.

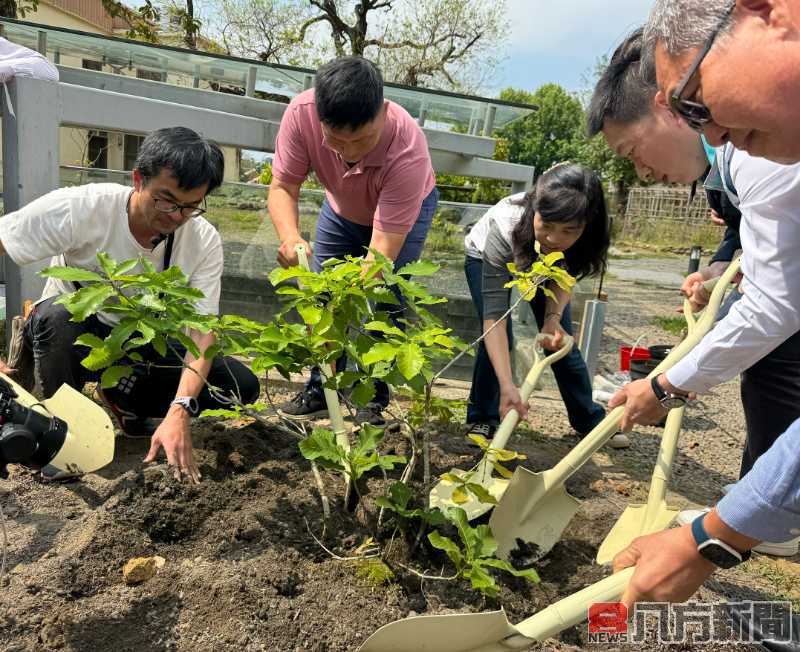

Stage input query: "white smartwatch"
[{"left": 170, "top": 396, "right": 198, "bottom": 416}]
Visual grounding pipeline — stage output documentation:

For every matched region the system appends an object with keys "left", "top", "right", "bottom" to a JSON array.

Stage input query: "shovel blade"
[
  {"left": 42, "top": 384, "right": 115, "bottom": 476},
  {"left": 489, "top": 467, "right": 581, "bottom": 561},
  {"left": 430, "top": 464, "right": 510, "bottom": 520},
  {"left": 358, "top": 610, "right": 516, "bottom": 652},
  {"left": 595, "top": 503, "right": 679, "bottom": 565}
]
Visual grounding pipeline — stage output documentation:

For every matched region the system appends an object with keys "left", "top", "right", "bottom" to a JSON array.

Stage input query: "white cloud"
[{"left": 505, "top": 0, "right": 651, "bottom": 56}]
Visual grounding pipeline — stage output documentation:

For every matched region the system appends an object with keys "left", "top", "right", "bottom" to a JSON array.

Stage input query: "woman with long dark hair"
[{"left": 463, "top": 163, "right": 628, "bottom": 447}]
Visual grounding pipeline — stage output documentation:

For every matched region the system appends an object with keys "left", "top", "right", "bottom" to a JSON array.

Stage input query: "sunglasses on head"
[{"left": 669, "top": 3, "right": 736, "bottom": 132}]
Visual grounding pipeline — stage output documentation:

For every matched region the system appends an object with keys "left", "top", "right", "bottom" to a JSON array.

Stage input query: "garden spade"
[
  {"left": 429, "top": 334, "right": 574, "bottom": 520},
  {"left": 488, "top": 259, "right": 741, "bottom": 562},
  {"left": 358, "top": 566, "right": 634, "bottom": 651},
  {"left": 595, "top": 404, "right": 683, "bottom": 564},
  {"left": 595, "top": 276, "right": 721, "bottom": 564},
  {"left": 0, "top": 372, "right": 115, "bottom": 477}
]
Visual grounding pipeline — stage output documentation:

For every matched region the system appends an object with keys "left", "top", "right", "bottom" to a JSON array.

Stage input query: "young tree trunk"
[{"left": 183, "top": 0, "right": 197, "bottom": 50}]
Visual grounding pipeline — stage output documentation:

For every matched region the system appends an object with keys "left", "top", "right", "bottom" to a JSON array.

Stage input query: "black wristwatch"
[
  {"left": 650, "top": 375, "right": 688, "bottom": 409},
  {"left": 691, "top": 513, "right": 751, "bottom": 569}
]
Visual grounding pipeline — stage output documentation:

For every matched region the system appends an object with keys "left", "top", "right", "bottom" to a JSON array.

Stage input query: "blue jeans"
[
  {"left": 464, "top": 255, "right": 605, "bottom": 433},
  {"left": 306, "top": 187, "right": 439, "bottom": 406}
]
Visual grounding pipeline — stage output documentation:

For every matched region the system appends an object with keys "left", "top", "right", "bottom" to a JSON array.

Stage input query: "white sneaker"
[
  {"left": 676, "top": 507, "right": 710, "bottom": 526},
  {"left": 608, "top": 433, "right": 630, "bottom": 449},
  {"left": 753, "top": 537, "right": 800, "bottom": 557}
]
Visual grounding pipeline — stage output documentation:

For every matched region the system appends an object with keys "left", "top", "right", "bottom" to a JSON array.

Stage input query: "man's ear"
[
  {"left": 652, "top": 90, "right": 680, "bottom": 125},
  {"left": 653, "top": 90, "right": 670, "bottom": 111},
  {"left": 132, "top": 169, "right": 143, "bottom": 192}
]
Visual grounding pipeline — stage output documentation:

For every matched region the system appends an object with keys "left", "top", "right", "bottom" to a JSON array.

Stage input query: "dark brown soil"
[{"left": 0, "top": 399, "right": 646, "bottom": 652}]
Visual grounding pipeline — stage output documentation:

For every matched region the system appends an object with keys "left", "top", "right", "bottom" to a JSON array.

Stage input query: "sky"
[{"left": 493, "top": 0, "right": 653, "bottom": 94}]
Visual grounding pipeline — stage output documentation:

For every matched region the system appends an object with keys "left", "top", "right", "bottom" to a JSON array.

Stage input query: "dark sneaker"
[
  {"left": 466, "top": 422, "right": 497, "bottom": 446},
  {"left": 279, "top": 389, "right": 329, "bottom": 420},
  {"left": 96, "top": 387, "right": 158, "bottom": 438},
  {"left": 354, "top": 402, "right": 386, "bottom": 427}
]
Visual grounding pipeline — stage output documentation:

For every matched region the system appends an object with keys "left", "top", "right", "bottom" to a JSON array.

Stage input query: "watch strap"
[
  {"left": 170, "top": 396, "right": 199, "bottom": 416},
  {"left": 651, "top": 376, "right": 668, "bottom": 401},
  {"left": 691, "top": 513, "right": 751, "bottom": 565}
]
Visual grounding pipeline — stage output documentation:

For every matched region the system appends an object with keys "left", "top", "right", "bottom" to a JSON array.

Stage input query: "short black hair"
[
  {"left": 135, "top": 126, "right": 225, "bottom": 193},
  {"left": 314, "top": 56, "right": 384, "bottom": 131},
  {"left": 511, "top": 163, "right": 610, "bottom": 280},
  {"left": 586, "top": 28, "right": 657, "bottom": 137}
]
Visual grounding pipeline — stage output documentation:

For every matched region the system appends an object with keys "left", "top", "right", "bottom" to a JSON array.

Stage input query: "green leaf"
[
  {"left": 298, "top": 428, "right": 346, "bottom": 471},
  {"left": 298, "top": 303, "right": 323, "bottom": 325},
  {"left": 466, "top": 483, "right": 497, "bottom": 505},
  {"left": 96, "top": 252, "right": 115, "bottom": 276},
  {"left": 440, "top": 472, "right": 465, "bottom": 484},
  {"left": 138, "top": 293, "right": 167, "bottom": 312},
  {"left": 467, "top": 433, "right": 490, "bottom": 449},
  {"left": 80, "top": 345, "right": 116, "bottom": 371},
  {"left": 152, "top": 335, "right": 167, "bottom": 357},
  {"left": 362, "top": 342, "right": 398, "bottom": 366},
  {"left": 363, "top": 321, "right": 405, "bottom": 337},
  {"left": 428, "top": 531, "right": 464, "bottom": 569},
  {"left": 492, "top": 462, "right": 514, "bottom": 479},
  {"left": 467, "top": 564, "right": 499, "bottom": 597},
  {"left": 354, "top": 423, "right": 384, "bottom": 458},
  {"left": 481, "top": 558, "right": 540, "bottom": 582},
  {"left": 396, "top": 342, "right": 424, "bottom": 380},
  {"left": 377, "top": 454, "right": 407, "bottom": 470},
  {"left": 39, "top": 267, "right": 104, "bottom": 283},
  {"left": 113, "top": 258, "right": 140, "bottom": 276},
  {"left": 74, "top": 333, "right": 106, "bottom": 349},
  {"left": 57, "top": 285, "right": 116, "bottom": 321},
  {"left": 451, "top": 487, "right": 469, "bottom": 504},
  {"left": 350, "top": 380, "right": 376, "bottom": 407},
  {"left": 100, "top": 365, "right": 133, "bottom": 389},
  {"left": 387, "top": 481, "right": 413, "bottom": 510},
  {"left": 542, "top": 251, "right": 565, "bottom": 266},
  {"left": 397, "top": 260, "right": 439, "bottom": 277}
]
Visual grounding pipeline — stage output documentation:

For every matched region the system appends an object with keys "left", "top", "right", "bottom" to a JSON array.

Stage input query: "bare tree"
[{"left": 215, "top": 0, "right": 508, "bottom": 91}]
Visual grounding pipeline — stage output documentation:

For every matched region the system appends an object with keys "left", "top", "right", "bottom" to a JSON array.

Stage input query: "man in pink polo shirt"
[{"left": 268, "top": 56, "right": 438, "bottom": 424}]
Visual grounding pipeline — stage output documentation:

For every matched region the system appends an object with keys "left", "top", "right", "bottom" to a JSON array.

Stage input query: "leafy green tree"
[
  {"left": 575, "top": 134, "right": 638, "bottom": 217},
  {"left": 498, "top": 84, "right": 584, "bottom": 179}
]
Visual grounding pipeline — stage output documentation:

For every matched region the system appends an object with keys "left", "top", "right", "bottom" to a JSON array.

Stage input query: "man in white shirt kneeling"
[{"left": 0, "top": 127, "right": 259, "bottom": 483}]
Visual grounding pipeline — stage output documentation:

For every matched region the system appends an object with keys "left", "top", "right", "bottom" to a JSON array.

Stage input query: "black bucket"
[
  {"left": 630, "top": 357, "right": 660, "bottom": 381},
  {"left": 648, "top": 344, "right": 673, "bottom": 361}
]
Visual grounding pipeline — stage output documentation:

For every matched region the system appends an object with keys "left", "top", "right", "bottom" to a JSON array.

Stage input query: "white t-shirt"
[
  {"left": 0, "top": 183, "right": 223, "bottom": 325},
  {"left": 464, "top": 192, "right": 526, "bottom": 258}
]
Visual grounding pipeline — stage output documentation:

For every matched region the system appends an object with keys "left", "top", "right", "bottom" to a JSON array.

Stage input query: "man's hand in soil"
[
  {"left": 144, "top": 405, "right": 201, "bottom": 484},
  {"left": 609, "top": 376, "right": 670, "bottom": 431}
]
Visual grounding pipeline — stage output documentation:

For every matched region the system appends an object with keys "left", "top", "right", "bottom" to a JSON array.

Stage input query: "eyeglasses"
[
  {"left": 153, "top": 197, "right": 207, "bottom": 219},
  {"left": 669, "top": 3, "right": 736, "bottom": 132}
]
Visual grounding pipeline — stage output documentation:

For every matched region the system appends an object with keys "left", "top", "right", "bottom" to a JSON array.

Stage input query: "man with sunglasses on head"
[
  {"left": 0, "top": 127, "right": 259, "bottom": 483},
  {"left": 605, "top": 0, "right": 800, "bottom": 614}
]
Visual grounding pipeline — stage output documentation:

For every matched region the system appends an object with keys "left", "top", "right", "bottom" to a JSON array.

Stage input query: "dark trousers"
[
  {"left": 306, "top": 187, "right": 439, "bottom": 407},
  {"left": 740, "top": 328, "right": 800, "bottom": 477},
  {"left": 464, "top": 255, "right": 605, "bottom": 433},
  {"left": 23, "top": 296, "right": 260, "bottom": 417}
]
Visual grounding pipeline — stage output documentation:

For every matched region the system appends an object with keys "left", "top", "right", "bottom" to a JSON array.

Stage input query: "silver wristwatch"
[
  {"left": 170, "top": 396, "right": 199, "bottom": 416},
  {"left": 650, "top": 376, "right": 688, "bottom": 409}
]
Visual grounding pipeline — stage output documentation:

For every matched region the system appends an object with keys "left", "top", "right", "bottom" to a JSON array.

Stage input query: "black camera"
[{"left": 0, "top": 377, "right": 68, "bottom": 478}]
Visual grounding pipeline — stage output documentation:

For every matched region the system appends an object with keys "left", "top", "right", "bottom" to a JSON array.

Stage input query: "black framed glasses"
[
  {"left": 153, "top": 197, "right": 207, "bottom": 218},
  {"left": 669, "top": 2, "right": 736, "bottom": 132}
]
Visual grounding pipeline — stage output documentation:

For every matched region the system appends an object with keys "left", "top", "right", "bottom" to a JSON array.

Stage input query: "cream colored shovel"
[
  {"left": 358, "top": 566, "right": 634, "bottom": 651},
  {"left": 429, "top": 334, "right": 574, "bottom": 519},
  {"left": 595, "top": 274, "right": 723, "bottom": 563},
  {"left": 487, "top": 259, "right": 741, "bottom": 562},
  {"left": 1, "top": 371, "right": 115, "bottom": 477}
]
